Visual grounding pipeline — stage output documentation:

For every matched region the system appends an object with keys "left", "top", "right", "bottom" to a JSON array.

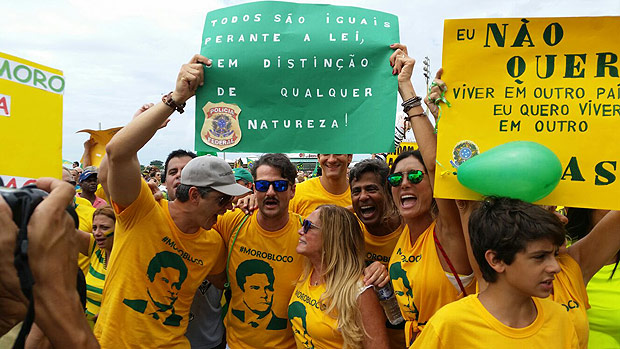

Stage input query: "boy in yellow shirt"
[{"left": 413, "top": 197, "right": 578, "bottom": 348}]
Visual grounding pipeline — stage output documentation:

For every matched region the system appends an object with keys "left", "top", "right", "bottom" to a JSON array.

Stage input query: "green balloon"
[{"left": 457, "top": 141, "right": 562, "bottom": 202}]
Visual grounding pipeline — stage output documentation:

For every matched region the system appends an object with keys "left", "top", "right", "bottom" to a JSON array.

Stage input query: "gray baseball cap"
[{"left": 180, "top": 156, "right": 251, "bottom": 196}]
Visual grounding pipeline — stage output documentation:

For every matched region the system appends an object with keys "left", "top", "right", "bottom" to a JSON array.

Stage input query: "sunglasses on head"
[
  {"left": 254, "top": 180, "right": 289, "bottom": 192},
  {"left": 301, "top": 219, "right": 320, "bottom": 234},
  {"left": 387, "top": 170, "right": 424, "bottom": 187}
]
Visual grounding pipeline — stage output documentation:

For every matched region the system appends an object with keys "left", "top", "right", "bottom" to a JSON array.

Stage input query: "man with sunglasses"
[
  {"left": 212, "top": 153, "right": 304, "bottom": 349},
  {"left": 94, "top": 55, "right": 251, "bottom": 348}
]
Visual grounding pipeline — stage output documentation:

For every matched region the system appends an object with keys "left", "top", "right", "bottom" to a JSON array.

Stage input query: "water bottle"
[{"left": 374, "top": 282, "right": 404, "bottom": 325}]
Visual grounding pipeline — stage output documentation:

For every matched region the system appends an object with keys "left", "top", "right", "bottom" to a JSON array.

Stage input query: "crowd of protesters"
[{"left": 1, "top": 42, "right": 619, "bottom": 349}]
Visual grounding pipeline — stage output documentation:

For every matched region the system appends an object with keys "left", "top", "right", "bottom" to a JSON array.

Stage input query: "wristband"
[
  {"left": 401, "top": 96, "right": 422, "bottom": 113},
  {"left": 162, "top": 92, "right": 186, "bottom": 114}
]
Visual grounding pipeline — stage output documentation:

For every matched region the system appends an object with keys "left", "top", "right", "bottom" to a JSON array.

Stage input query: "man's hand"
[
  {"left": 233, "top": 193, "right": 258, "bottom": 214},
  {"left": 0, "top": 194, "right": 28, "bottom": 336},
  {"left": 28, "top": 178, "right": 99, "bottom": 348},
  {"left": 363, "top": 261, "right": 390, "bottom": 288},
  {"left": 172, "top": 54, "right": 212, "bottom": 104}
]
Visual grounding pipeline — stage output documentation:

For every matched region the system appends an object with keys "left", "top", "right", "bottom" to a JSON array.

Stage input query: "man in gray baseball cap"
[{"left": 95, "top": 54, "right": 250, "bottom": 347}]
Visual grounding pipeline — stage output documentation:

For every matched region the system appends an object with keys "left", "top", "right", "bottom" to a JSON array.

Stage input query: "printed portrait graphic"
[
  {"left": 123, "top": 251, "right": 188, "bottom": 326},
  {"left": 232, "top": 259, "right": 287, "bottom": 330}
]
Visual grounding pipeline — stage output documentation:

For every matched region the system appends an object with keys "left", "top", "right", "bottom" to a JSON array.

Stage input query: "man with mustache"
[{"left": 213, "top": 153, "right": 304, "bottom": 349}]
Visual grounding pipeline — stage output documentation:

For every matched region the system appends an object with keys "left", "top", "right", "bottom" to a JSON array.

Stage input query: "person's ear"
[
  {"left": 289, "top": 182, "right": 296, "bottom": 200},
  {"left": 485, "top": 250, "right": 506, "bottom": 274},
  {"left": 189, "top": 187, "right": 201, "bottom": 203}
]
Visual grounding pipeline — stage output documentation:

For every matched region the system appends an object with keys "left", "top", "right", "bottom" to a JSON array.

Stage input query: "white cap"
[{"left": 180, "top": 156, "right": 251, "bottom": 196}]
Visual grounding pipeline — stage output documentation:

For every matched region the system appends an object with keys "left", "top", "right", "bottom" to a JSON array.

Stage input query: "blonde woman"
[{"left": 288, "top": 205, "right": 388, "bottom": 349}]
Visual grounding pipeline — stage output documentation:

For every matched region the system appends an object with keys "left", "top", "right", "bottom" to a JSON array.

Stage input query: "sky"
[{"left": 2, "top": 0, "right": 619, "bottom": 165}]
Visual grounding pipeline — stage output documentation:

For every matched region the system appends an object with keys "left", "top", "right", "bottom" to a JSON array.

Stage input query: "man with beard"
[{"left": 213, "top": 153, "right": 304, "bottom": 349}]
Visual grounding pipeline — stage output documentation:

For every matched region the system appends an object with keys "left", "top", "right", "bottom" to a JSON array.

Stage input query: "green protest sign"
[{"left": 195, "top": 1, "right": 399, "bottom": 154}]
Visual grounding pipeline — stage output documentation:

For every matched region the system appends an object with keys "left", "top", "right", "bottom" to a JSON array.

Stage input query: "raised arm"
[
  {"left": 567, "top": 210, "right": 620, "bottom": 285},
  {"left": 105, "top": 55, "right": 211, "bottom": 207},
  {"left": 391, "top": 45, "right": 470, "bottom": 275}
]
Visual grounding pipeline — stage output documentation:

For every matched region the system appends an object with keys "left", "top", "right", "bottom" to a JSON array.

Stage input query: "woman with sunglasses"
[
  {"left": 386, "top": 43, "right": 476, "bottom": 346},
  {"left": 76, "top": 206, "right": 116, "bottom": 329},
  {"left": 289, "top": 205, "right": 389, "bottom": 349}
]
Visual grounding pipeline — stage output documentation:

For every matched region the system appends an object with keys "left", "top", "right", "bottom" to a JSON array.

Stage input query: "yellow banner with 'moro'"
[
  {"left": 0, "top": 52, "right": 64, "bottom": 185},
  {"left": 436, "top": 16, "right": 620, "bottom": 210}
]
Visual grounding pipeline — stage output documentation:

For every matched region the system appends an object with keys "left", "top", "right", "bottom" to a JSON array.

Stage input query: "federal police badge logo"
[
  {"left": 201, "top": 102, "right": 242, "bottom": 150},
  {"left": 450, "top": 140, "right": 479, "bottom": 169}
]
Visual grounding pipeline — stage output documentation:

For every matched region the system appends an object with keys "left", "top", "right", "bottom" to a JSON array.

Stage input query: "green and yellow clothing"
[
  {"left": 389, "top": 221, "right": 476, "bottom": 346},
  {"left": 587, "top": 263, "right": 620, "bottom": 348},
  {"left": 84, "top": 234, "right": 108, "bottom": 329},
  {"left": 75, "top": 196, "right": 96, "bottom": 276},
  {"left": 412, "top": 295, "right": 578, "bottom": 348},
  {"left": 362, "top": 221, "right": 405, "bottom": 349},
  {"left": 546, "top": 253, "right": 590, "bottom": 349},
  {"left": 94, "top": 180, "right": 226, "bottom": 348},
  {"left": 363, "top": 222, "right": 404, "bottom": 267},
  {"left": 288, "top": 272, "right": 371, "bottom": 349},
  {"left": 289, "top": 177, "right": 351, "bottom": 218},
  {"left": 214, "top": 209, "right": 304, "bottom": 349}
]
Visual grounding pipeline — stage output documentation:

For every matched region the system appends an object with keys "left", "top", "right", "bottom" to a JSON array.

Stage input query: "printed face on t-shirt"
[{"left": 243, "top": 273, "right": 274, "bottom": 314}]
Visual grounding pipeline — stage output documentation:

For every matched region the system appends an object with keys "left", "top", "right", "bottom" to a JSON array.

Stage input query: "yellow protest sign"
[
  {"left": 436, "top": 17, "right": 620, "bottom": 210},
  {"left": 0, "top": 52, "right": 64, "bottom": 185},
  {"left": 77, "top": 127, "right": 122, "bottom": 167},
  {"left": 386, "top": 142, "right": 418, "bottom": 167}
]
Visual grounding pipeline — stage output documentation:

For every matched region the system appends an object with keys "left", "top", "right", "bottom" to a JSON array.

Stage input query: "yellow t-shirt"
[
  {"left": 76, "top": 196, "right": 96, "bottom": 276},
  {"left": 388, "top": 221, "right": 476, "bottom": 346},
  {"left": 94, "top": 180, "right": 226, "bottom": 348},
  {"left": 95, "top": 184, "right": 109, "bottom": 205},
  {"left": 288, "top": 177, "right": 351, "bottom": 218},
  {"left": 545, "top": 253, "right": 590, "bottom": 349},
  {"left": 214, "top": 209, "right": 304, "bottom": 349},
  {"left": 363, "top": 222, "right": 404, "bottom": 267},
  {"left": 84, "top": 235, "right": 108, "bottom": 329},
  {"left": 288, "top": 273, "right": 341, "bottom": 349},
  {"left": 412, "top": 294, "right": 579, "bottom": 348},
  {"left": 586, "top": 263, "right": 620, "bottom": 348}
]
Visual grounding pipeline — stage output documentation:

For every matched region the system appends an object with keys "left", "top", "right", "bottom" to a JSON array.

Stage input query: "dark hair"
[
  {"left": 250, "top": 153, "right": 297, "bottom": 184},
  {"left": 566, "top": 208, "right": 619, "bottom": 279},
  {"left": 175, "top": 184, "right": 212, "bottom": 203},
  {"left": 349, "top": 159, "right": 399, "bottom": 223},
  {"left": 146, "top": 251, "right": 188, "bottom": 290},
  {"left": 162, "top": 149, "right": 196, "bottom": 183},
  {"left": 236, "top": 259, "right": 275, "bottom": 291},
  {"left": 349, "top": 159, "right": 389, "bottom": 187},
  {"left": 469, "top": 197, "right": 566, "bottom": 283},
  {"left": 388, "top": 150, "right": 427, "bottom": 176},
  {"left": 387, "top": 150, "right": 438, "bottom": 217}
]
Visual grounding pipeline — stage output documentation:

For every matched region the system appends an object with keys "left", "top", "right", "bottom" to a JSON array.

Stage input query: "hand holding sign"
[{"left": 173, "top": 54, "right": 212, "bottom": 104}]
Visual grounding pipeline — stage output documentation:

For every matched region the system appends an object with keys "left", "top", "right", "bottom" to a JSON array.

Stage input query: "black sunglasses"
[
  {"left": 255, "top": 180, "right": 289, "bottom": 192},
  {"left": 301, "top": 219, "right": 320, "bottom": 234},
  {"left": 387, "top": 170, "right": 424, "bottom": 187},
  {"left": 217, "top": 194, "right": 233, "bottom": 207}
]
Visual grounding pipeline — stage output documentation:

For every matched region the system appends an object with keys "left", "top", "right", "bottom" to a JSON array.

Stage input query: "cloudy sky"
[{"left": 2, "top": 0, "right": 618, "bottom": 164}]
